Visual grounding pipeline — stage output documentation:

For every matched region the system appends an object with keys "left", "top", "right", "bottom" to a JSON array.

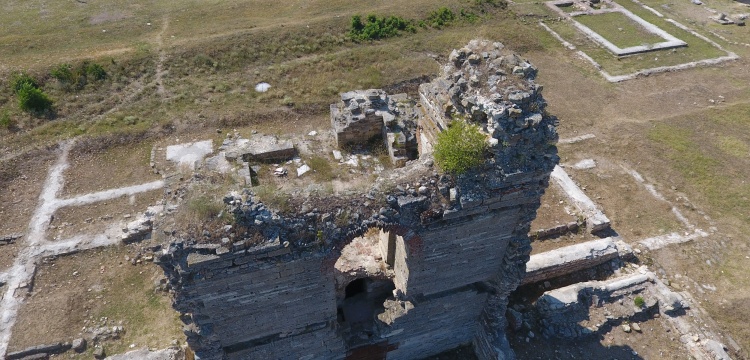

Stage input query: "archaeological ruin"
[{"left": 156, "top": 40, "right": 559, "bottom": 359}]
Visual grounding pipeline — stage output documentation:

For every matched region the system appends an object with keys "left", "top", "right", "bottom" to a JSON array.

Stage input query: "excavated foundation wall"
[{"left": 157, "top": 40, "right": 558, "bottom": 360}]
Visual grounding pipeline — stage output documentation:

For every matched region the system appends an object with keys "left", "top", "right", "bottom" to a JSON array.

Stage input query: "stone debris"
[
  {"left": 572, "top": 158, "right": 596, "bottom": 170},
  {"left": 332, "top": 150, "right": 343, "bottom": 161},
  {"left": 93, "top": 347, "right": 106, "bottom": 359},
  {"left": 254, "top": 82, "right": 271, "bottom": 93},
  {"left": 121, "top": 205, "right": 162, "bottom": 243},
  {"left": 0, "top": 233, "right": 22, "bottom": 245},
  {"left": 72, "top": 338, "right": 87, "bottom": 352},
  {"left": 296, "top": 164, "right": 311, "bottom": 177},
  {"left": 103, "top": 347, "right": 182, "bottom": 360},
  {"left": 713, "top": 13, "right": 735, "bottom": 25},
  {"left": 558, "top": 133, "right": 595, "bottom": 144},
  {"left": 632, "top": 322, "right": 642, "bottom": 332}
]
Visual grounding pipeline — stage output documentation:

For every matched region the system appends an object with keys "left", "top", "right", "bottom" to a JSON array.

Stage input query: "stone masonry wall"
[{"left": 157, "top": 39, "right": 558, "bottom": 360}]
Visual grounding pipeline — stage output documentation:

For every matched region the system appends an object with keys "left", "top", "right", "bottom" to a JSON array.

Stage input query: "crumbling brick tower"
[{"left": 157, "top": 40, "right": 558, "bottom": 360}]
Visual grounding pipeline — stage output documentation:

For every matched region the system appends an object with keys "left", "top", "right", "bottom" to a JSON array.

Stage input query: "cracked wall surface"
[{"left": 156, "top": 40, "right": 559, "bottom": 360}]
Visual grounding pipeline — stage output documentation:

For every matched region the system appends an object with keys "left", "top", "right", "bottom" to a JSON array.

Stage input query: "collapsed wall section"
[{"left": 157, "top": 39, "right": 558, "bottom": 360}]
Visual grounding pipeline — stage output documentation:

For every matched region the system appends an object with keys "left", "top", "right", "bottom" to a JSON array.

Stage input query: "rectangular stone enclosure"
[{"left": 547, "top": 0, "right": 687, "bottom": 56}]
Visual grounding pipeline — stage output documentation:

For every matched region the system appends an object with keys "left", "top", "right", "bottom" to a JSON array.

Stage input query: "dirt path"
[{"left": 0, "top": 139, "right": 165, "bottom": 357}]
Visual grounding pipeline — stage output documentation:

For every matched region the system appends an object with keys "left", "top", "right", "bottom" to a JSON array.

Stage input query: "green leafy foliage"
[
  {"left": 0, "top": 111, "right": 14, "bottom": 129},
  {"left": 10, "top": 73, "right": 38, "bottom": 93},
  {"left": 17, "top": 83, "right": 53, "bottom": 113},
  {"left": 84, "top": 62, "right": 107, "bottom": 80},
  {"left": 460, "top": 9, "right": 479, "bottom": 23},
  {"left": 348, "top": 14, "right": 416, "bottom": 41},
  {"left": 50, "top": 61, "right": 107, "bottom": 90},
  {"left": 634, "top": 296, "right": 645, "bottom": 308},
  {"left": 426, "top": 7, "right": 456, "bottom": 29},
  {"left": 50, "top": 63, "right": 74, "bottom": 83},
  {"left": 434, "top": 121, "right": 488, "bottom": 174}
]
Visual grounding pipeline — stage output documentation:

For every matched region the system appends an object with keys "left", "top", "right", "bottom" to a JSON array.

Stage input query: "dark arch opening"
[
  {"left": 345, "top": 278, "right": 368, "bottom": 299},
  {"left": 337, "top": 277, "right": 395, "bottom": 345}
]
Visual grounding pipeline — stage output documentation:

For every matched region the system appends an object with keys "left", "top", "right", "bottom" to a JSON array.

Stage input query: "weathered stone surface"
[
  {"left": 71, "top": 338, "right": 86, "bottom": 353},
  {"left": 6, "top": 343, "right": 70, "bottom": 360},
  {"left": 523, "top": 237, "right": 622, "bottom": 285},
  {"left": 225, "top": 135, "right": 295, "bottom": 163},
  {"left": 103, "top": 347, "right": 180, "bottom": 360},
  {"left": 93, "top": 347, "right": 106, "bottom": 359},
  {"left": 157, "top": 40, "right": 559, "bottom": 360},
  {"left": 330, "top": 89, "right": 418, "bottom": 166}
]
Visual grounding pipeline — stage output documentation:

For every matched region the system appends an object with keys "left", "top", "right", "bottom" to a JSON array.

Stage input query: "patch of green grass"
[
  {"left": 307, "top": 155, "right": 334, "bottom": 182},
  {"left": 546, "top": 0, "right": 728, "bottom": 76},
  {"left": 634, "top": 295, "right": 645, "bottom": 308},
  {"left": 647, "top": 115, "right": 750, "bottom": 224},
  {"left": 575, "top": 12, "right": 664, "bottom": 48},
  {"left": 717, "top": 136, "right": 749, "bottom": 158}
]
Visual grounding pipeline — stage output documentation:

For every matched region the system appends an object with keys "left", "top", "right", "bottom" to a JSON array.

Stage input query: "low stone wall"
[{"left": 523, "top": 237, "right": 621, "bottom": 285}]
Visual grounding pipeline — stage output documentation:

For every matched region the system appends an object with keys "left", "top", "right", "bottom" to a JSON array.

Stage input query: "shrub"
[
  {"left": 50, "top": 61, "right": 106, "bottom": 91},
  {"left": 0, "top": 111, "right": 15, "bottom": 129},
  {"left": 50, "top": 63, "right": 74, "bottom": 83},
  {"left": 17, "top": 83, "right": 53, "bottom": 113},
  {"left": 634, "top": 296, "right": 645, "bottom": 308},
  {"left": 348, "top": 14, "right": 416, "bottom": 41},
  {"left": 10, "top": 73, "right": 38, "bottom": 93},
  {"left": 434, "top": 120, "right": 487, "bottom": 174},
  {"left": 460, "top": 8, "right": 479, "bottom": 23},
  {"left": 84, "top": 62, "right": 107, "bottom": 80},
  {"left": 426, "top": 7, "right": 456, "bottom": 28}
]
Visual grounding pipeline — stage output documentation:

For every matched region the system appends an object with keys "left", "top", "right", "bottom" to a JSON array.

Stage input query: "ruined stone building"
[{"left": 157, "top": 40, "right": 559, "bottom": 360}]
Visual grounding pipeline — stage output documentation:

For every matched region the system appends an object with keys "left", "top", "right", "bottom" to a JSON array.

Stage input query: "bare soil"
[
  {"left": 530, "top": 183, "right": 579, "bottom": 232},
  {"left": 47, "top": 189, "right": 163, "bottom": 241},
  {"left": 61, "top": 141, "right": 161, "bottom": 197},
  {"left": 0, "top": 148, "right": 57, "bottom": 235},
  {"left": 563, "top": 158, "right": 685, "bottom": 241},
  {"left": 8, "top": 245, "right": 183, "bottom": 356}
]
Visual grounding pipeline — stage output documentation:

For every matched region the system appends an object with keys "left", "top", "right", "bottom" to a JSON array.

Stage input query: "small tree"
[
  {"left": 434, "top": 120, "right": 488, "bottom": 174},
  {"left": 17, "top": 83, "right": 53, "bottom": 113},
  {"left": 10, "top": 73, "right": 38, "bottom": 93}
]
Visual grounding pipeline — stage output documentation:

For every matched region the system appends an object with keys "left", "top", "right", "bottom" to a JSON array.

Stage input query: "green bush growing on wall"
[{"left": 434, "top": 120, "right": 488, "bottom": 174}]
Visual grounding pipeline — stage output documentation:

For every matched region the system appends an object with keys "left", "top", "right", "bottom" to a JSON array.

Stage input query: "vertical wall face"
[
  {"left": 159, "top": 40, "right": 558, "bottom": 360},
  {"left": 169, "top": 252, "right": 344, "bottom": 360},
  {"left": 402, "top": 209, "right": 518, "bottom": 297}
]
